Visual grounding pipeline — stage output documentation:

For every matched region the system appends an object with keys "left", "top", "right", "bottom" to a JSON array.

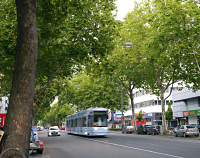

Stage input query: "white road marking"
[{"left": 84, "top": 138, "right": 183, "bottom": 158}]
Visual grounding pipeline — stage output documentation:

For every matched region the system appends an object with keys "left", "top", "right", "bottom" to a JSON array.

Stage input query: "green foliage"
[
  {"left": 40, "top": 102, "right": 74, "bottom": 126},
  {"left": 165, "top": 102, "right": 173, "bottom": 123},
  {"left": 57, "top": 71, "right": 129, "bottom": 113},
  {"left": 136, "top": 110, "right": 145, "bottom": 124},
  {"left": 0, "top": 0, "right": 118, "bottom": 118}
]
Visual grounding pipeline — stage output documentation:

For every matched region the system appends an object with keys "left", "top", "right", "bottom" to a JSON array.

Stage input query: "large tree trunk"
[
  {"left": 0, "top": 0, "right": 38, "bottom": 157},
  {"left": 161, "top": 90, "right": 168, "bottom": 135}
]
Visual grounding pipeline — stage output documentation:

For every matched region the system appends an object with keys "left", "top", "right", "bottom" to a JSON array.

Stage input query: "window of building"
[
  {"left": 151, "top": 100, "right": 155, "bottom": 106},
  {"left": 165, "top": 88, "right": 169, "bottom": 93},
  {"left": 139, "top": 102, "right": 143, "bottom": 108},
  {"left": 158, "top": 100, "right": 161, "bottom": 105},
  {"left": 155, "top": 100, "right": 157, "bottom": 105}
]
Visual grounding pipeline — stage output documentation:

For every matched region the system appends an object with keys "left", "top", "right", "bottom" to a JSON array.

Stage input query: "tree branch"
[
  {"left": 193, "top": 48, "right": 200, "bottom": 71},
  {"left": 0, "top": 80, "right": 11, "bottom": 92},
  {"left": 35, "top": 94, "right": 47, "bottom": 116},
  {"left": 34, "top": 56, "right": 68, "bottom": 95}
]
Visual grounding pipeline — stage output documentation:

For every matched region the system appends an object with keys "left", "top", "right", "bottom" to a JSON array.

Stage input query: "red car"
[{"left": 60, "top": 126, "right": 65, "bottom": 130}]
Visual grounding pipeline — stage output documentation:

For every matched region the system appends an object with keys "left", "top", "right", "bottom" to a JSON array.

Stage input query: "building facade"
[
  {"left": 118, "top": 85, "right": 184, "bottom": 127},
  {"left": 172, "top": 88, "right": 200, "bottom": 125},
  {"left": 0, "top": 96, "right": 8, "bottom": 113}
]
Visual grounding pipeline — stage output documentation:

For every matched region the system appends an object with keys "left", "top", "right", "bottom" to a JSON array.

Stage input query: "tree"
[
  {"left": 136, "top": 110, "right": 145, "bottom": 125},
  {"left": 165, "top": 102, "right": 173, "bottom": 127},
  {"left": 41, "top": 102, "right": 74, "bottom": 127},
  {"left": 0, "top": 0, "right": 118, "bottom": 156},
  {"left": 0, "top": 0, "right": 38, "bottom": 157},
  {"left": 0, "top": 0, "right": 118, "bottom": 117},
  {"left": 57, "top": 71, "right": 129, "bottom": 111},
  {"left": 96, "top": 6, "right": 149, "bottom": 134},
  {"left": 122, "top": 0, "right": 200, "bottom": 135}
]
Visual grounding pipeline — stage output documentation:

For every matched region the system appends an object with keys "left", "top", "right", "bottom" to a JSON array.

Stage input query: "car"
[
  {"left": 148, "top": 125, "right": 160, "bottom": 135},
  {"left": 190, "top": 124, "right": 200, "bottom": 132},
  {"left": 30, "top": 127, "right": 44, "bottom": 154},
  {"left": 195, "top": 124, "right": 200, "bottom": 132},
  {"left": 137, "top": 125, "right": 151, "bottom": 134},
  {"left": 37, "top": 126, "right": 43, "bottom": 131},
  {"left": 174, "top": 125, "right": 199, "bottom": 137},
  {"left": 122, "top": 125, "right": 134, "bottom": 134},
  {"left": 60, "top": 126, "right": 65, "bottom": 130},
  {"left": 48, "top": 126, "right": 60, "bottom": 136}
]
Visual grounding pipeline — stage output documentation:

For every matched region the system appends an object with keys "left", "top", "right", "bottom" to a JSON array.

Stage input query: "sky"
[{"left": 114, "top": 0, "right": 142, "bottom": 21}]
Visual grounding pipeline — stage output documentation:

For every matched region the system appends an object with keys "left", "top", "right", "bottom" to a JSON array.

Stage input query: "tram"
[{"left": 66, "top": 108, "right": 108, "bottom": 136}]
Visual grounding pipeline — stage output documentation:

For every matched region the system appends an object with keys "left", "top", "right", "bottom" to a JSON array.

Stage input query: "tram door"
[{"left": 88, "top": 114, "right": 93, "bottom": 135}]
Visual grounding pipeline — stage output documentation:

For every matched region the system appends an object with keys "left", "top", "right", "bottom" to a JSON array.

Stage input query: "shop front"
[
  {"left": 183, "top": 109, "right": 200, "bottom": 125},
  {"left": 144, "top": 113, "right": 153, "bottom": 125}
]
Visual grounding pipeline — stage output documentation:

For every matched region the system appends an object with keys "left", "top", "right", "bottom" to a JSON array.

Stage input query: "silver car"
[
  {"left": 174, "top": 125, "right": 199, "bottom": 137},
  {"left": 122, "top": 125, "right": 134, "bottom": 134}
]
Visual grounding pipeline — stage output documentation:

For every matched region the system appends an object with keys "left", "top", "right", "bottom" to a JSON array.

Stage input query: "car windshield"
[
  {"left": 144, "top": 125, "right": 151, "bottom": 128},
  {"left": 93, "top": 111, "right": 107, "bottom": 127},
  {"left": 50, "top": 127, "right": 59, "bottom": 130},
  {"left": 186, "top": 125, "right": 195, "bottom": 128}
]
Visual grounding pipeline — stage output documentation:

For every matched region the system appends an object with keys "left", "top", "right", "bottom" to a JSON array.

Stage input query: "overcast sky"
[{"left": 114, "top": 0, "right": 142, "bottom": 21}]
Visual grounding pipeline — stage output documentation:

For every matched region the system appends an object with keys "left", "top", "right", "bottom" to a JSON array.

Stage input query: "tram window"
[
  {"left": 68, "top": 120, "right": 70, "bottom": 127},
  {"left": 88, "top": 115, "right": 93, "bottom": 127},
  {"left": 79, "top": 118, "right": 82, "bottom": 127},
  {"left": 71, "top": 119, "right": 74, "bottom": 127},
  {"left": 75, "top": 118, "right": 77, "bottom": 127},
  {"left": 83, "top": 117, "right": 86, "bottom": 127},
  {"left": 93, "top": 111, "right": 107, "bottom": 127}
]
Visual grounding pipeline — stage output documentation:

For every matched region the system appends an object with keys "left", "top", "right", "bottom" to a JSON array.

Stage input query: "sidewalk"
[{"left": 29, "top": 150, "right": 51, "bottom": 158}]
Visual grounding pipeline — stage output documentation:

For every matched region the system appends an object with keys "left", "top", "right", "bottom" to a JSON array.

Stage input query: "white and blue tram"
[{"left": 66, "top": 108, "right": 108, "bottom": 136}]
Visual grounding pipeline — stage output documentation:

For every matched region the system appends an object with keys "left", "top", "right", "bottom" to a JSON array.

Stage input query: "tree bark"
[
  {"left": 161, "top": 90, "right": 168, "bottom": 135},
  {"left": 0, "top": 0, "right": 38, "bottom": 157}
]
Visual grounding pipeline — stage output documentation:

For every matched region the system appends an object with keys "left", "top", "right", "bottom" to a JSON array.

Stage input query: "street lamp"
[
  {"left": 121, "top": 42, "right": 133, "bottom": 130},
  {"left": 121, "top": 83, "right": 124, "bottom": 130}
]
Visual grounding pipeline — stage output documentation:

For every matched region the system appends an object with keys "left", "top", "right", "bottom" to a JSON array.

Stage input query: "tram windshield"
[{"left": 93, "top": 111, "right": 107, "bottom": 127}]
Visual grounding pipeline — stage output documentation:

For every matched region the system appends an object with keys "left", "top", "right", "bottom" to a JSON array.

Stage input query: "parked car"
[
  {"left": 48, "top": 126, "right": 60, "bottom": 136},
  {"left": 174, "top": 125, "right": 199, "bottom": 137},
  {"left": 60, "top": 126, "right": 65, "bottom": 130},
  {"left": 148, "top": 125, "right": 160, "bottom": 135},
  {"left": 190, "top": 124, "right": 200, "bottom": 132},
  {"left": 195, "top": 124, "right": 200, "bottom": 132},
  {"left": 30, "top": 127, "right": 44, "bottom": 154},
  {"left": 122, "top": 125, "right": 134, "bottom": 134},
  {"left": 137, "top": 125, "right": 151, "bottom": 134}
]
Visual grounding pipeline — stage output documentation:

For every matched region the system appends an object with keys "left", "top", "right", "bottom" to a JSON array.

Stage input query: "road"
[{"left": 37, "top": 129, "right": 200, "bottom": 158}]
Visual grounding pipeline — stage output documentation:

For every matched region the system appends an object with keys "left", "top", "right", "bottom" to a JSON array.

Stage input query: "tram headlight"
[
  {"left": 93, "top": 127, "right": 98, "bottom": 130},
  {"left": 104, "top": 127, "right": 108, "bottom": 130}
]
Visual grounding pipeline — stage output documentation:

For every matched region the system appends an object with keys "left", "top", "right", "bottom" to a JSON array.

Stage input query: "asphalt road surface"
[{"left": 38, "top": 130, "right": 200, "bottom": 158}]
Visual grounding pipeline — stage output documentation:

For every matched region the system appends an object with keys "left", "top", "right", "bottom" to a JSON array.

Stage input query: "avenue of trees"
[
  {"left": 0, "top": 0, "right": 200, "bottom": 156},
  {"left": 0, "top": 0, "right": 119, "bottom": 156},
  {"left": 97, "top": 0, "right": 200, "bottom": 134}
]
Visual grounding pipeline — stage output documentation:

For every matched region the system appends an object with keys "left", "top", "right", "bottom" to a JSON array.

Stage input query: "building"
[
  {"left": 172, "top": 88, "right": 200, "bottom": 125},
  {"left": 0, "top": 97, "right": 8, "bottom": 113},
  {"left": 120, "top": 85, "right": 184, "bottom": 127}
]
